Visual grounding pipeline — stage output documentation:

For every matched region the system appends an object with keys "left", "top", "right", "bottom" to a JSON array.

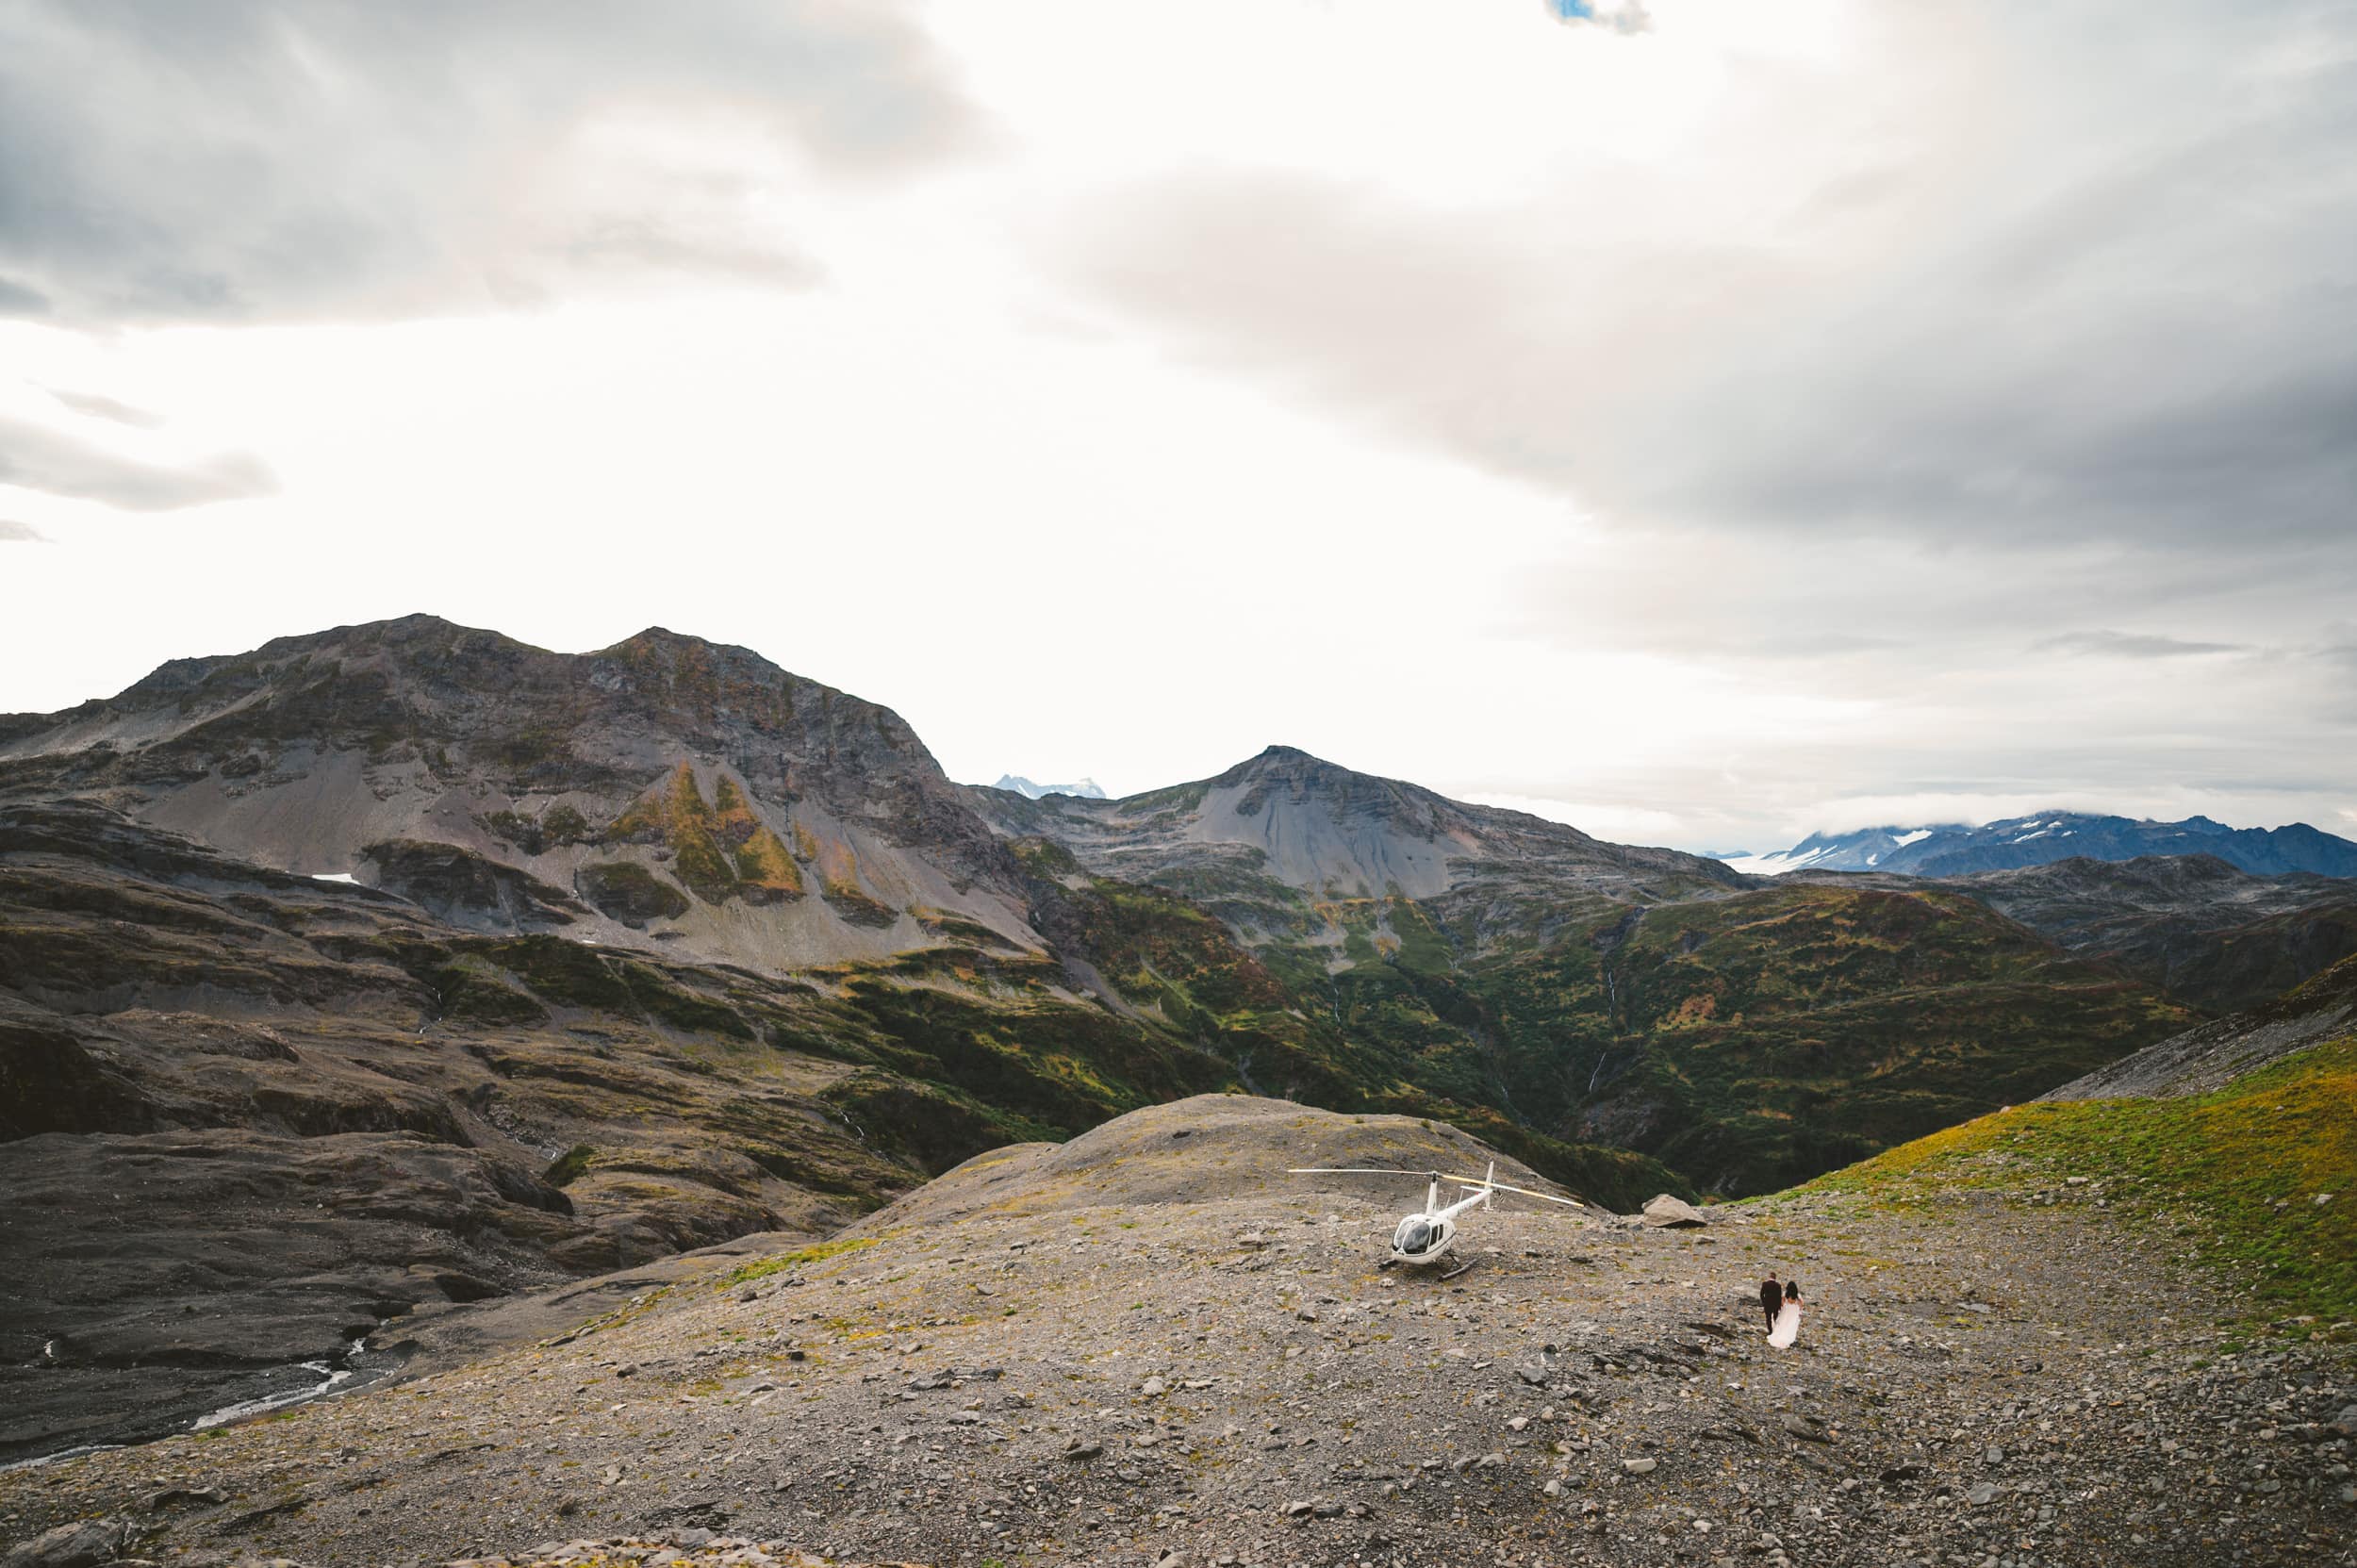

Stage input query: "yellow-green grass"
[
  {"left": 1807, "top": 1035, "right": 2357, "bottom": 1325},
  {"left": 716, "top": 1236, "right": 876, "bottom": 1290}
]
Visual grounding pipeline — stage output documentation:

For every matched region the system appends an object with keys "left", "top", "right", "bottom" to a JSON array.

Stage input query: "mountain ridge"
[
  {"left": 1731, "top": 810, "right": 2357, "bottom": 879},
  {"left": 0, "top": 614, "right": 1043, "bottom": 973}
]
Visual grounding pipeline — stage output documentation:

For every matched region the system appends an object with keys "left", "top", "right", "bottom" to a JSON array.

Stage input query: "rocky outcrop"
[
  {"left": 359, "top": 838, "right": 588, "bottom": 931},
  {"left": 1639, "top": 1193, "right": 1710, "bottom": 1228},
  {"left": 0, "top": 1126, "right": 578, "bottom": 1457},
  {"left": 0, "top": 1518, "right": 129, "bottom": 1568}
]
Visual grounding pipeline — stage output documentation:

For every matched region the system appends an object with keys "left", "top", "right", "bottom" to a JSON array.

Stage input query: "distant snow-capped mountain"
[
  {"left": 993, "top": 773, "right": 1110, "bottom": 801},
  {"left": 1717, "top": 825, "right": 1957, "bottom": 876},
  {"left": 1723, "top": 813, "right": 2357, "bottom": 879}
]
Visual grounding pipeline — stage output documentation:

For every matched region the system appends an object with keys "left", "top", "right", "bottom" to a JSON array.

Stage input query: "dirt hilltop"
[
  {"left": 3, "top": 1093, "right": 2351, "bottom": 1568},
  {"left": 865, "top": 1095, "right": 1582, "bottom": 1229}
]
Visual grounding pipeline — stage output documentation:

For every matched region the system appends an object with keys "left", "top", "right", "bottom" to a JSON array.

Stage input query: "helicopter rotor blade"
[
  {"left": 1288, "top": 1167, "right": 1587, "bottom": 1209},
  {"left": 1478, "top": 1179, "right": 1590, "bottom": 1210},
  {"left": 1285, "top": 1167, "right": 1442, "bottom": 1178},
  {"left": 1430, "top": 1174, "right": 1587, "bottom": 1209}
]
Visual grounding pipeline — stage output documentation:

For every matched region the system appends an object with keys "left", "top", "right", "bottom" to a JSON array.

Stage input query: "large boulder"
[
  {"left": 1640, "top": 1193, "right": 1710, "bottom": 1228},
  {"left": 2, "top": 1518, "right": 130, "bottom": 1568}
]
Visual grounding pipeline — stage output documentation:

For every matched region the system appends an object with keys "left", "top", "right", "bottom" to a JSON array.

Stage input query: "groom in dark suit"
[{"left": 1759, "top": 1275, "right": 1782, "bottom": 1331}]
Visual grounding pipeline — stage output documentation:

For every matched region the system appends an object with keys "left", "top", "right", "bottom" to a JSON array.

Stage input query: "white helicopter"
[{"left": 1287, "top": 1162, "right": 1588, "bottom": 1279}]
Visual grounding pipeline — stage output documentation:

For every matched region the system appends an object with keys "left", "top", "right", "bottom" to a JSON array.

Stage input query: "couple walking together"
[{"left": 1759, "top": 1275, "right": 1803, "bottom": 1348}]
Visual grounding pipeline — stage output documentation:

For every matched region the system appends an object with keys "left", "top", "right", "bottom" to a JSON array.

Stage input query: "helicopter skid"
[{"left": 1379, "top": 1250, "right": 1476, "bottom": 1279}]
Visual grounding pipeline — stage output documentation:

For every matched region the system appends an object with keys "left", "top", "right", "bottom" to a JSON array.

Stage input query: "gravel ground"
[{"left": 5, "top": 1102, "right": 2352, "bottom": 1568}]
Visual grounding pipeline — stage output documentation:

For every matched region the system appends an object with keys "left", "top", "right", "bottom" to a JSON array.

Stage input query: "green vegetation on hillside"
[
  {"left": 1525, "top": 884, "right": 2196, "bottom": 1194},
  {"left": 992, "top": 849, "right": 1690, "bottom": 1209},
  {"left": 602, "top": 762, "right": 806, "bottom": 908},
  {"left": 1808, "top": 1034, "right": 2357, "bottom": 1324},
  {"left": 2151, "top": 901, "right": 2357, "bottom": 1017},
  {"left": 1126, "top": 872, "right": 2195, "bottom": 1198}
]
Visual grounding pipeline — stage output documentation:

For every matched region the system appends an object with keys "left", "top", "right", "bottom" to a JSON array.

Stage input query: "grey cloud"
[
  {"left": 0, "top": 417, "right": 278, "bottom": 511},
  {"left": 2035, "top": 630, "right": 2247, "bottom": 658},
  {"left": 560, "top": 218, "right": 826, "bottom": 291},
  {"left": 0, "top": 276, "right": 51, "bottom": 316},
  {"left": 0, "top": 519, "right": 50, "bottom": 542},
  {"left": 1070, "top": 3, "right": 2357, "bottom": 553},
  {"left": 0, "top": 1, "right": 979, "bottom": 325},
  {"left": 2318, "top": 635, "right": 2357, "bottom": 721},
  {"left": 49, "top": 389, "right": 167, "bottom": 428}
]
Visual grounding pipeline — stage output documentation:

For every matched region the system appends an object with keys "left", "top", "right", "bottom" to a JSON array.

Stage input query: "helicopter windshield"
[{"left": 1393, "top": 1215, "right": 1436, "bottom": 1256}]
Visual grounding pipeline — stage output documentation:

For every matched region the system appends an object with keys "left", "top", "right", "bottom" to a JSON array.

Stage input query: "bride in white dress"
[{"left": 1768, "top": 1281, "right": 1803, "bottom": 1348}]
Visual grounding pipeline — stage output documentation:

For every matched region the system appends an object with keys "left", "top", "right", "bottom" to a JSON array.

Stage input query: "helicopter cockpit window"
[{"left": 1393, "top": 1216, "right": 1435, "bottom": 1255}]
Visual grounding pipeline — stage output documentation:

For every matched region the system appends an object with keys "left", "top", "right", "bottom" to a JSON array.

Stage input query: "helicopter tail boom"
[{"left": 1285, "top": 1164, "right": 1588, "bottom": 1211}]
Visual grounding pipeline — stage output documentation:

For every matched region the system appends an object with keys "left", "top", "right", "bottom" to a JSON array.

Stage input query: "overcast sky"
[{"left": 2, "top": 0, "right": 2351, "bottom": 854}]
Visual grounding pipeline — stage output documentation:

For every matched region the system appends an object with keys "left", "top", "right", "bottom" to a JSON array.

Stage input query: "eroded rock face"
[
  {"left": 574, "top": 859, "right": 690, "bottom": 926},
  {"left": 0, "top": 615, "right": 1042, "bottom": 972},
  {"left": 0, "top": 1003, "right": 160, "bottom": 1136},
  {"left": 359, "top": 838, "right": 588, "bottom": 931}
]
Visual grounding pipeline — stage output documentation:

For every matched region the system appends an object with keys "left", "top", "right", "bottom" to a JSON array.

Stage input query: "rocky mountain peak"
[
  {"left": 0, "top": 617, "right": 1038, "bottom": 971},
  {"left": 1211, "top": 743, "right": 1363, "bottom": 788},
  {"left": 970, "top": 743, "right": 1737, "bottom": 909}
]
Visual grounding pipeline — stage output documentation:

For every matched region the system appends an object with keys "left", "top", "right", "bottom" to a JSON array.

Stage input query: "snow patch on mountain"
[
  {"left": 1737, "top": 813, "right": 2357, "bottom": 879},
  {"left": 1718, "top": 825, "right": 1951, "bottom": 877},
  {"left": 993, "top": 774, "right": 1110, "bottom": 801}
]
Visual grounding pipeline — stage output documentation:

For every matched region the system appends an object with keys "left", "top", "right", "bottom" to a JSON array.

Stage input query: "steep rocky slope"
[
  {"left": 7, "top": 1094, "right": 2349, "bottom": 1568},
  {"left": 0, "top": 616, "right": 1037, "bottom": 972}
]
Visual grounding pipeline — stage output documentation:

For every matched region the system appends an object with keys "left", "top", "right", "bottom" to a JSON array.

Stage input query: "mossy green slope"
[
  {"left": 1140, "top": 875, "right": 2195, "bottom": 1199},
  {"left": 1805, "top": 1032, "right": 2357, "bottom": 1325},
  {"left": 1002, "top": 841, "right": 1690, "bottom": 1208},
  {"left": 1524, "top": 883, "right": 2196, "bottom": 1195},
  {"left": 603, "top": 762, "right": 803, "bottom": 906}
]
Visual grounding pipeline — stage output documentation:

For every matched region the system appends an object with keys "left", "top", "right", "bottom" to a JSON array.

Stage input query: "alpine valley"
[{"left": 4, "top": 616, "right": 2356, "bottom": 1467}]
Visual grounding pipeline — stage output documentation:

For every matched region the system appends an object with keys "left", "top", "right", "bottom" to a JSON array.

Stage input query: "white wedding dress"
[{"left": 1767, "top": 1298, "right": 1801, "bottom": 1349}]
